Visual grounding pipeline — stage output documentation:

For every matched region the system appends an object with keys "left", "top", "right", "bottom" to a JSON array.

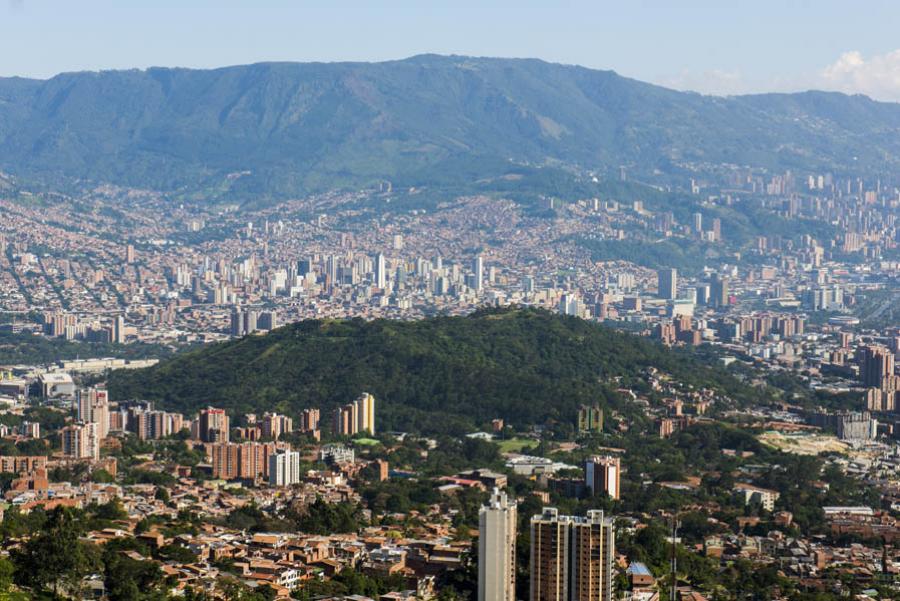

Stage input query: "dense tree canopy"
[{"left": 109, "top": 308, "right": 768, "bottom": 434}]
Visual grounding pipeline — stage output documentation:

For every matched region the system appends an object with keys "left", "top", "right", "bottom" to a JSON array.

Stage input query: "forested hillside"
[
  {"left": 108, "top": 308, "right": 766, "bottom": 434},
  {"left": 2, "top": 55, "right": 900, "bottom": 201}
]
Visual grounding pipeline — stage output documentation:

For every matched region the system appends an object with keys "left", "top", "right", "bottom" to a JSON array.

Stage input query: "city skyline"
[{"left": 1, "top": 3, "right": 900, "bottom": 599}]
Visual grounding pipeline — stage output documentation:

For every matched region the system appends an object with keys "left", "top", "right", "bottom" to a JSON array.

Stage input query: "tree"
[
  {"left": 154, "top": 487, "right": 170, "bottom": 503},
  {"left": 219, "top": 577, "right": 277, "bottom": 601},
  {"left": 0, "top": 557, "right": 15, "bottom": 592},
  {"left": 293, "top": 498, "right": 363, "bottom": 534},
  {"left": 157, "top": 544, "right": 196, "bottom": 564},
  {"left": 11, "top": 506, "right": 101, "bottom": 597},
  {"left": 91, "top": 469, "right": 116, "bottom": 484},
  {"left": 104, "top": 551, "right": 168, "bottom": 601},
  {"left": 89, "top": 498, "right": 128, "bottom": 523}
]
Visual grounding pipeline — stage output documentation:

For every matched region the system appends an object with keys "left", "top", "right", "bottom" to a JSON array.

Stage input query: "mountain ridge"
[{"left": 2, "top": 54, "right": 899, "bottom": 201}]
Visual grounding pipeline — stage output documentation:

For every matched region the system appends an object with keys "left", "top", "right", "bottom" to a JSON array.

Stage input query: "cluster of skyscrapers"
[
  {"left": 861, "top": 344, "right": 898, "bottom": 412},
  {"left": 209, "top": 440, "right": 290, "bottom": 481},
  {"left": 40, "top": 311, "right": 127, "bottom": 344},
  {"left": 57, "top": 387, "right": 375, "bottom": 489},
  {"left": 333, "top": 392, "right": 376, "bottom": 436},
  {"left": 229, "top": 307, "right": 278, "bottom": 337},
  {"left": 61, "top": 387, "right": 111, "bottom": 460}
]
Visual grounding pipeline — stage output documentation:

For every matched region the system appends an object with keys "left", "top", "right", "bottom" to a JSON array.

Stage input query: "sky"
[{"left": 3, "top": 0, "right": 900, "bottom": 101}]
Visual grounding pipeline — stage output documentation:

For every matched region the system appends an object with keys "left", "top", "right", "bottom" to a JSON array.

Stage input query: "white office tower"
[
  {"left": 374, "top": 253, "right": 387, "bottom": 289},
  {"left": 479, "top": 488, "right": 517, "bottom": 601},
  {"left": 473, "top": 255, "right": 484, "bottom": 291},
  {"left": 559, "top": 293, "right": 580, "bottom": 317},
  {"left": 269, "top": 450, "right": 302, "bottom": 486}
]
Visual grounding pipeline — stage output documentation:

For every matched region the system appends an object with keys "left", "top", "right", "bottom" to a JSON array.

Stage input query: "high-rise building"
[
  {"left": 860, "top": 345, "right": 895, "bottom": 389},
  {"left": 585, "top": 456, "right": 621, "bottom": 500},
  {"left": 261, "top": 412, "right": 293, "bottom": 440},
  {"left": 258, "top": 311, "right": 278, "bottom": 331},
  {"left": 657, "top": 268, "right": 677, "bottom": 300},
  {"left": 299, "top": 408, "right": 320, "bottom": 433},
  {"left": 710, "top": 275, "right": 729, "bottom": 308},
  {"left": 333, "top": 392, "right": 376, "bottom": 436},
  {"left": 569, "top": 511, "right": 615, "bottom": 601},
  {"left": 695, "top": 284, "right": 711, "bottom": 305},
  {"left": 530, "top": 508, "right": 615, "bottom": 601},
  {"left": 230, "top": 307, "right": 243, "bottom": 337},
  {"left": 473, "top": 255, "right": 484, "bottom": 292},
  {"left": 836, "top": 411, "right": 878, "bottom": 441},
  {"left": 210, "top": 441, "right": 286, "bottom": 480},
  {"left": 76, "top": 387, "right": 102, "bottom": 421},
  {"left": 113, "top": 315, "right": 126, "bottom": 344},
  {"left": 531, "top": 508, "right": 569, "bottom": 601},
  {"left": 374, "top": 253, "right": 387, "bottom": 289},
  {"left": 60, "top": 422, "right": 100, "bottom": 461},
  {"left": 230, "top": 308, "right": 260, "bottom": 337},
  {"left": 197, "top": 407, "right": 230, "bottom": 443},
  {"left": 333, "top": 403, "right": 356, "bottom": 437},
  {"left": 269, "top": 449, "right": 302, "bottom": 486},
  {"left": 129, "top": 408, "right": 184, "bottom": 440},
  {"left": 356, "top": 392, "right": 375, "bottom": 435},
  {"left": 77, "top": 388, "right": 110, "bottom": 440},
  {"left": 479, "top": 488, "right": 517, "bottom": 601},
  {"left": 559, "top": 293, "right": 580, "bottom": 317}
]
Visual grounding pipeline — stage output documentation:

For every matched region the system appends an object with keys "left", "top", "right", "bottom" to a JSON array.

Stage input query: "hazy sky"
[{"left": 3, "top": 0, "right": 900, "bottom": 101}]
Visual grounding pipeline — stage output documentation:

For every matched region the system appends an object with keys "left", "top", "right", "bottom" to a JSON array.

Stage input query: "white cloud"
[
  {"left": 654, "top": 50, "right": 900, "bottom": 103},
  {"left": 818, "top": 50, "right": 900, "bottom": 102}
]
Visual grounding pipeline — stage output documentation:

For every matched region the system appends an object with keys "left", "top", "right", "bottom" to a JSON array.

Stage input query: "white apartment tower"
[
  {"left": 473, "top": 255, "right": 484, "bottom": 291},
  {"left": 479, "top": 488, "right": 517, "bottom": 601},
  {"left": 269, "top": 449, "right": 302, "bottom": 487},
  {"left": 356, "top": 392, "right": 375, "bottom": 435}
]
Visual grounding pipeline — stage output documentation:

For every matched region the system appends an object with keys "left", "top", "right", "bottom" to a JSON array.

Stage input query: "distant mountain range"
[{"left": 2, "top": 54, "right": 900, "bottom": 200}]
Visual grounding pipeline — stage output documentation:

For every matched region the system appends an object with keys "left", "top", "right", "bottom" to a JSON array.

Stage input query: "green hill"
[
  {"left": 107, "top": 308, "right": 763, "bottom": 435},
  {"left": 3, "top": 55, "right": 900, "bottom": 201}
]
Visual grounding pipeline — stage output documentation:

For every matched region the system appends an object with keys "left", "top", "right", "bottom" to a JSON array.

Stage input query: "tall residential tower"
[
  {"left": 479, "top": 488, "right": 517, "bottom": 601},
  {"left": 530, "top": 508, "right": 615, "bottom": 601}
]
